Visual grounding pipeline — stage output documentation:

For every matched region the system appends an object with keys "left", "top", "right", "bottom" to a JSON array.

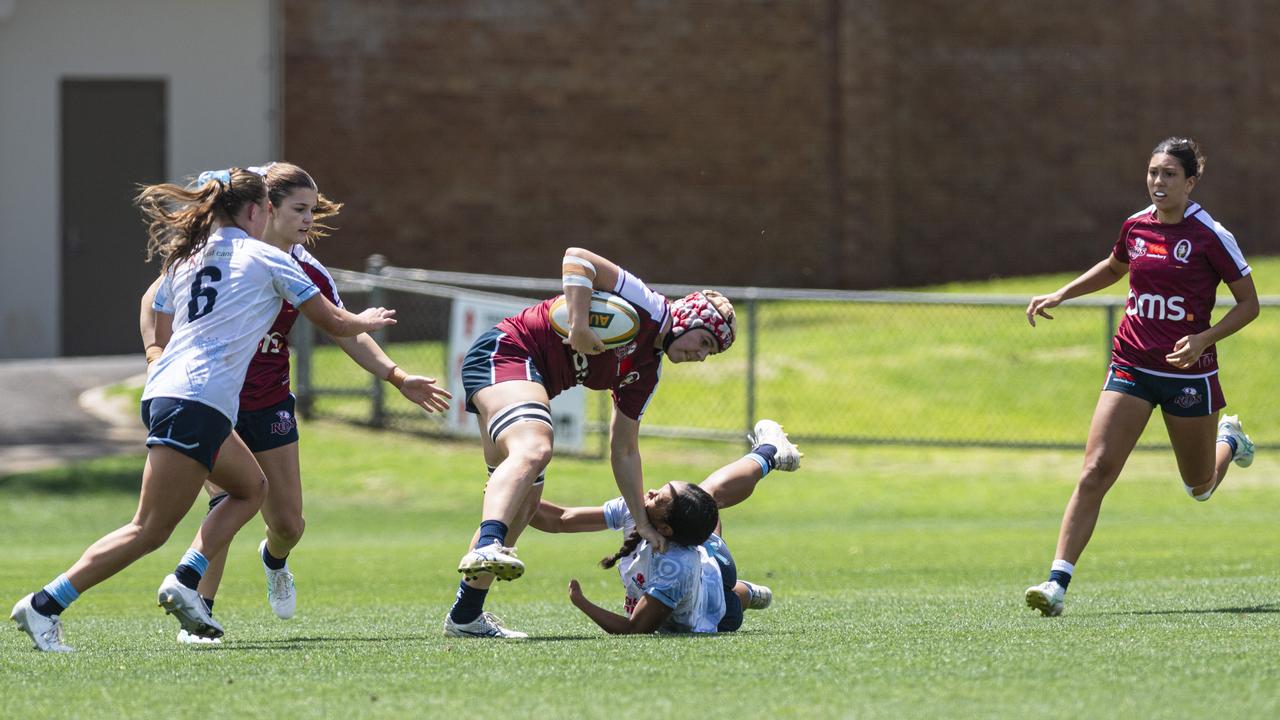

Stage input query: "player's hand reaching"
[
  {"left": 566, "top": 325, "right": 606, "bottom": 355},
  {"left": 355, "top": 306, "right": 397, "bottom": 332},
  {"left": 568, "top": 579, "right": 586, "bottom": 607},
  {"left": 1166, "top": 333, "right": 1209, "bottom": 369},
  {"left": 635, "top": 521, "right": 668, "bottom": 554},
  {"left": 1026, "top": 292, "right": 1063, "bottom": 327},
  {"left": 398, "top": 374, "right": 452, "bottom": 413}
]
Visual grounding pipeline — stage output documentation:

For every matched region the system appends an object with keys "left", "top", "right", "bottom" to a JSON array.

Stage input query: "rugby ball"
[{"left": 548, "top": 291, "right": 641, "bottom": 348}]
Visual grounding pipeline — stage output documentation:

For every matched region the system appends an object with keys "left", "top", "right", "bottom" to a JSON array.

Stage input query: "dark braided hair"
[{"left": 600, "top": 483, "right": 719, "bottom": 569}]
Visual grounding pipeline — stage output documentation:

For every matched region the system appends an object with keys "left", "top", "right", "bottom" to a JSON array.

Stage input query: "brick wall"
[{"left": 284, "top": 0, "right": 1280, "bottom": 289}]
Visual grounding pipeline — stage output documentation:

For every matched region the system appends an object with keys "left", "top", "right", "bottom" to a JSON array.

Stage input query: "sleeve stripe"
[{"left": 1192, "top": 209, "right": 1249, "bottom": 274}]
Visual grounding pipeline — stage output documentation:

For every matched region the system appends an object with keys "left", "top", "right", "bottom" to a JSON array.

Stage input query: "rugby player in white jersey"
[
  {"left": 11, "top": 168, "right": 396, "bottom": 651},
  {"left": 535, "top": 420, "right": 801, "bottom": 634},
  {"left": 1023, "top": 138, "right": 1259, "bottom": 616},
  {"left": 140, "top": 163, "right": 451, "bottom": 644},
  {"left": 445, "top": 248, "right": 738, "bottom": 638}
]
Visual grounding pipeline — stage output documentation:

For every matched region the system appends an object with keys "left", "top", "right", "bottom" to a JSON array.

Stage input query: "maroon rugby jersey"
[
  {"left": 239, "top": 245, "right": 343, "bottom": 411},
  {"left": 496, "top": 269, "right": 671, "bottom": 420},
  {"left": 1110, "top": 202, "right": 1250, "bottom": 376}
]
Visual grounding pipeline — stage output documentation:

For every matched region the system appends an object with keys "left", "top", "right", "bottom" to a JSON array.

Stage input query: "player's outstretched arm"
[
  {"left": 1027, "top": 255, "right": 1128, "bottom": 327},
  {"left": 530, "top": 500, "right": 608, "bottom": 533},
  {"left": 332, "top": 333, "right": 451, "bottom": 413},
  {"left": 568, "top": 580, "right": 670, "bottom": 634},
  {"left": 610, "top": 410, "right": 666, "bottom": 553},
  {"left": 298, "top": 295, "right": 396, "bottom": 338}
]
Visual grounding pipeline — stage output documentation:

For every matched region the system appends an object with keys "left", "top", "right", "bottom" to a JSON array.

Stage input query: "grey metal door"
[{"left": 60, "top": 79, "right": 166, "bottom": 356}]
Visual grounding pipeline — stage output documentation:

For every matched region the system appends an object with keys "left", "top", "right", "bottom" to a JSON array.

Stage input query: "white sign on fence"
[{"left": 447, "top": 295, "right": 586, "bottom": 452}]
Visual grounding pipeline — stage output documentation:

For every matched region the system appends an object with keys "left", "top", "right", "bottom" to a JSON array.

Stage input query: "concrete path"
[{"left": 0, "top": 355, "right": 147, "bottom": 475}]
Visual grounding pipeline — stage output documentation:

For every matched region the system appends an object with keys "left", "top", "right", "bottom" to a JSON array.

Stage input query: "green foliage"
[{"left": 3, "top": 422, "right": 1280, "bottom": 717}]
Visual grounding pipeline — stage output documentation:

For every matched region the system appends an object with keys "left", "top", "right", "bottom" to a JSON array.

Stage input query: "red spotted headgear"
[{"left": 668, "top": 290, "right": 736, "bottom": 352}]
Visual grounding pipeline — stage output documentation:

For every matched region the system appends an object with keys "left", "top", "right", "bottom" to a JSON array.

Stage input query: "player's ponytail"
[
  {"left": 136, "top": 168, "right": 268, "bottom": 273},
  {"left": 600, "top": 531, "right": 642, "bottom": 569}
]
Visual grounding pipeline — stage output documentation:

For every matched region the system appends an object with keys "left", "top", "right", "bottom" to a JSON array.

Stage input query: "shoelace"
[
  {"left": 479, "top": 545, "right": 518, "bottom": 558},
  {"left": 269, "top": 571, "right": 294, "bottom": 597},
  {"left": 479, "top": 612, "right": 506, "bottom": 629}
]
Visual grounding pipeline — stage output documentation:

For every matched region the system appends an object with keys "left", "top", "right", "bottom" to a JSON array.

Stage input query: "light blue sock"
[
  {"left": 744, "top": 451, "right": 773, "bottom": 478},
  {"left": 179, "top": 548, "right": 209, "bottom": 575},
  {"left": 43, "top": 574, "right": 80, "bottom": 609},
  {"left": 174, "top": 548, "right": 209, "bottom": 590}
]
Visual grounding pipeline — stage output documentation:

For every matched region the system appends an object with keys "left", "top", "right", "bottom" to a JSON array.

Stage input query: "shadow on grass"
[
  {"left": 202, "top": 634, "right": 599, "bottom": 650},
  {"left": 1110, "top": 603, "right": 1280, "bottom": 616},
  {"left": 0, "top": 455, "right": 143, "bottom": 495}
]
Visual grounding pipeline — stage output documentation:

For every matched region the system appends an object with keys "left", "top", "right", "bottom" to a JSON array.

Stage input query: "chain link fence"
[{"left": 295, "top": 258, "right": 1278, "bottom": 454}]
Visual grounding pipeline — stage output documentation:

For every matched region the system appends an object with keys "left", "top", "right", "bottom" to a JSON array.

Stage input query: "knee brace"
[
  {"left": 1183, "top": 483, "right": 1214, "bottom": 502},
  {"left": 488, "top": 464, "right": 545, "bottom": 486},
  {"left": 486, "top": 401, "right": 553, "bottom": 445}
]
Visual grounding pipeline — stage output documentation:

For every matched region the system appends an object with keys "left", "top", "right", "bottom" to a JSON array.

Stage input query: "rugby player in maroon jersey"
[{"left": 1023, "top": 138, "right": 1259, "bottom": 616}]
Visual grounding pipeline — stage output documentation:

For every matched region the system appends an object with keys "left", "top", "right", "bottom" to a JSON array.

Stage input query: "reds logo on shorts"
[
  {"left": 270, "top": 410, "right": 296, "bottom": 436},
  {"left": 1173, "top": 387, "right": 1203, "bottom": 409}
]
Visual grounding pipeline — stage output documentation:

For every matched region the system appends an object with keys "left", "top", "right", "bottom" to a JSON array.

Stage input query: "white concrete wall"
[{"left": 0, "top": 0, "right": 274, "bottom": 358}]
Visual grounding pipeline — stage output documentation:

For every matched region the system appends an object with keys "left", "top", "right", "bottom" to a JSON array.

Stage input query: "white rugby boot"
[
  {"left": 1024, "top": 581, "right": 1065, "bottom": 617},
  {"left": 259, "top": 540, "right": 296, "bottom": 619},
  {"left": 1217, "top": 414, "right": 1255, "bottom": 468},
  {"left": 457, "top": 542, "right": 524, "bottom": 582},
  {"left": 442, "top": 611, "right": 528, "bottom": 639},
  {"left": 177, "top": 629, "right": 222, "bottom": 645},
  {"left": 748, "top": 419, "right": 802, "bottom": 471},
  {"left": 742, "top": 581, "right": 773, "bottom": 610},
  {"left": 157, "top": 574, "right": 224, "bottom": 639},
  {"left": 10, "top": 594, "right": 74, "bottom": 652}
]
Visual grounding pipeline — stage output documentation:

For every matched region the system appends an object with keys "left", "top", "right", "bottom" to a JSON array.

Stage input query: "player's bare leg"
[{"left": 1027, "top": 391, "right": 1151, "bottom": 616}]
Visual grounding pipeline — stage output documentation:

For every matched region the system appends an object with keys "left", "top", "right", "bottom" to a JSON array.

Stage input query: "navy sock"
[
  {"left": 30, "top": 590, "right": 66, "bottom": 617},
  {"left": 1222, "top": 435, "right": 1239, "bottom": 455},
  {"left": 261, "top": 544, "right": 288, "bottom": 571},
  {"left": 449, "top": 580, "right": 489, "bottom": 624},
  {"left": 1048, "top": 570, "right": 1072, "bottom": 590},
  {"left": 174, "top": 566, "right": 202, "bottom": 590},
  {"left": 751, "top": 443, "right": 779, "bottom": 469},
  {"left": 476, "top": 519, "right": 509, "bottom": 549}
]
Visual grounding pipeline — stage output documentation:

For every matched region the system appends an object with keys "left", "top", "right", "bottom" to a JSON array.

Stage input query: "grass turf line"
[{"left": 2, "top": 421, "right": 1279, "bottom": 718}]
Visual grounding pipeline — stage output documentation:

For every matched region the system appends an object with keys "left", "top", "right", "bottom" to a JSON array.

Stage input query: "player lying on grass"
[{"left": 532, "top": 420, "right": 800, "bottom": 634}]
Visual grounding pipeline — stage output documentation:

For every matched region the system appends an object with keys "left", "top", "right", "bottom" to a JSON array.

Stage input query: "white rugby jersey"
[
  {"left": 144, "top": 228, "right": 320, "bottom": 421},
  {"left": 602, "top": 497, "right": 727, "bottom": 633}
]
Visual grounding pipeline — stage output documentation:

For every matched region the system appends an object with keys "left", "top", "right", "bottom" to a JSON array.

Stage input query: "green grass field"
[{"left": 3, "top": 421, "right": 1280, "bottom": 718}]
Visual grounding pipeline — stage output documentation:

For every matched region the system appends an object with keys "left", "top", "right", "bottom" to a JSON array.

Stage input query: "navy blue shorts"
[
  {"left": 235, "top": 395, "right": 300, "bottom": 453},
  {"left": 141, "top": 397, "right": 232, "bottom": 472},
  {"left": 1103, "top": 363, "right": 1225, "bottom": 418},
  {"left": 706, "top": 534, "right": 743, "bottom": 633},
  {"left": 462, "top": 327, "right": 546, "bottom": 413}
]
